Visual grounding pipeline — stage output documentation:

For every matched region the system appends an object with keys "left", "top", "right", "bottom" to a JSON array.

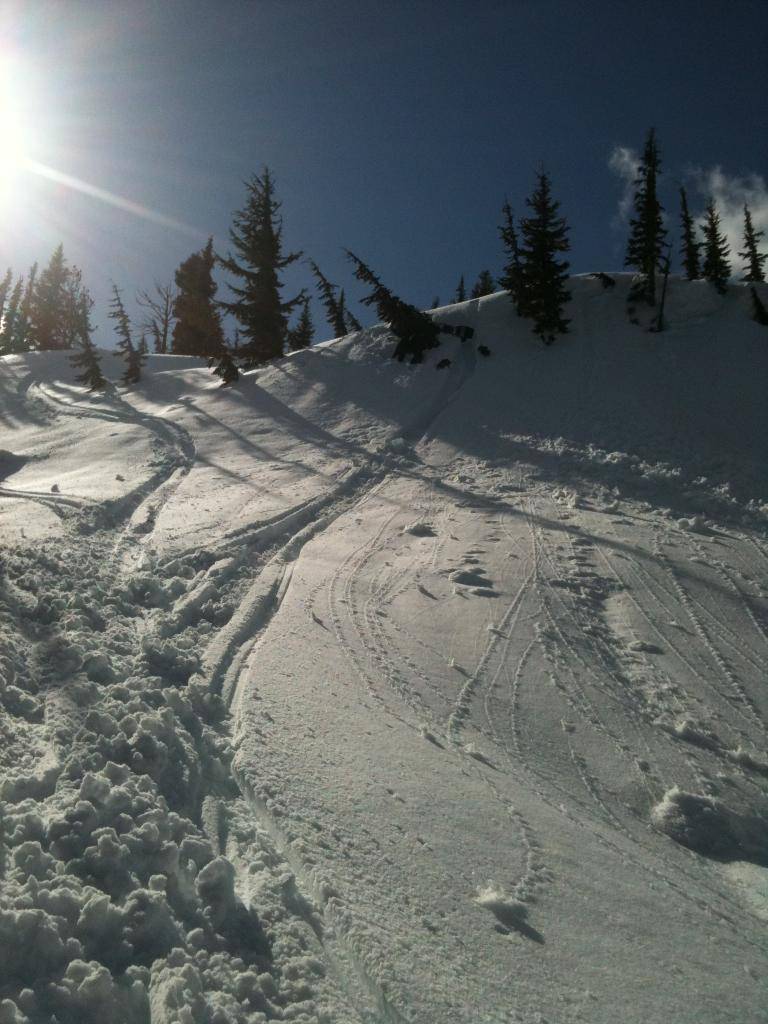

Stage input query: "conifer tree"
[
  {"left": 343, "top": 297, "right": 362, "bottom": 333},
  {"left": 309, "top": 260, "right": 347, "bottom": 336},
  {"left": 287, "top": 296, "right": 314, "bottom": 351},
  {"left": 624, "top": 128, "right": 667, "bottom": 305},
  {"left": 30, "top": 244, "right": 71, "bottom": 349},
  {"left": 69, "top": 289, "right": 106, "bottom": 390},
  {"left": 518, "top": 170, "right": 571, "bottom": 345},
  {"left": 470, "top": 270, "right": 495, "bottom": 298},
  {"left": 455, "top": 275, "right": 466, "bottom": 302},
  {"left": 430, "top": 296, "right": 440, "bottom": 309},
  {"left": 218, "top": 167, "right": 303, "bottom": 364},
  {"left": 499, "top": 199, "right": 525, "bottom": 314},
  {"left": 679, "top": 186, "right": 701, "bottom": 281},
  {"left": 172, "top": 238, "right": 225, "bottom": 357},
  {"left": 210, "top": 346, "right": 240, "bottom": 385},
  {"left": 738, "top": 204, "right": 767, "bottom": 283},
  {"left": 0, "top": 277, "right": 25, "bottom": 354},
  {"left": 14, "top": 262, "right": 38, "bottom": 352},
  {"left": 701, "top": 198, "right": 731, "bottom": 294},
  {"left": 109, "top": 284, "right": 145, "bottom": 385},
  {"left": 0, "top": 268, "right": 12, "bottom": 317},
  {"left": 346, "top": 250, "right": 440, "bottom": 363}
]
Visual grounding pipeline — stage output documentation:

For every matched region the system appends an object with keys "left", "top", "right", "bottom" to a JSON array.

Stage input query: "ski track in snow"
[{"left": 2, "top": 283, "right": 768, "bottom": 1023}]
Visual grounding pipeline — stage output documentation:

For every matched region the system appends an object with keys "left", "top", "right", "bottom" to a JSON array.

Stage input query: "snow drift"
[{"left": 1, "top": 276, "right": 767, "bottom": 1023}]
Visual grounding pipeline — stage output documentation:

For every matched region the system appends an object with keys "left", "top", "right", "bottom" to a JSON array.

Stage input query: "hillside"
[{"left": 1, "top": 276, "right": 767, "bottom": 1024}]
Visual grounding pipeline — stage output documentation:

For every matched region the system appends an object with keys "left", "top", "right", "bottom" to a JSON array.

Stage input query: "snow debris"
[
  {"left": 651, "top": 787, "right": 768, "bottom": 863},
  {"left": 402, "top": 522, "right": 436, "bottom": 536}
]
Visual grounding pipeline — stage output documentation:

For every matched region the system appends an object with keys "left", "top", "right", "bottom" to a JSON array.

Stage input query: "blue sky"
[{"left": 1, "top": 0, "right": 766, "bottom": 342}]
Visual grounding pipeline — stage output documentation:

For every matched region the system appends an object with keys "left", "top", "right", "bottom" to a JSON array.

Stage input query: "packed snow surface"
[{"left": 1, "top": 276, "right": 767, "bottom": 1023}]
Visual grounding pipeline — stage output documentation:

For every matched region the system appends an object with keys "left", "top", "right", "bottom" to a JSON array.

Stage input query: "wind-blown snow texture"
[{"left": 1, "top": 276, "right": 767, "bottom": 1024}]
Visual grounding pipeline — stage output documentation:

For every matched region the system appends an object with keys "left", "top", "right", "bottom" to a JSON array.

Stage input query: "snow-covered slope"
[{"left": 1, "top": 277, "right": 767, "bottom": 1024}]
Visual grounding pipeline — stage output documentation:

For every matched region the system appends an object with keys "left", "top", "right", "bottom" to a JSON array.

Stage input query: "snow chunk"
[{"left": 651, "top": 787, "right": 768, "bottom": 863}]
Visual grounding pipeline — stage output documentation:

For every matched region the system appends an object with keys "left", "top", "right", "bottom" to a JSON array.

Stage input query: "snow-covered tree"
[
  {"left": 218, "top": 167, "right": 303, "bottom": 365},
  {"left": 738, "top": 204, "right": 766, "bottom": 283},
  {"left": 679, "top": 187, "right": 701, "bottom": 281},
  {"left": 172, "top": 239, "right": 225, "bottom": 357},
  {"left": 701, "top": 199, "right": 731, "bottom": 294},
  {"left": 346, "top": 250, "right": 440, "bottom": 363},
  {"left": 624, "top": 128, "right": 667, "bottom": 305},
  {"left": 518, "top": 170, "right": 571, "bottom": 345}
]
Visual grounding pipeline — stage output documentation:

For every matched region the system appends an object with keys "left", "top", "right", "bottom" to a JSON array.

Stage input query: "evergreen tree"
[
  {"left": 499, "top": 199, "right": 525, "bottom": 313},
  {"left": 0, "top": 268, "right": 12, "bottom": 316},
  {"left": 172, "top": 238, "right": 225, "bottom": 357},
  {"left": 0, "top": 277, "right": 25, "bottom": 354},
  {"left": 518, "top": 170, "right": 571, "bottom": 345},
  {"left": 346, "top": 250, "right": 440, "bottom": 363},
  {"left": 455, "top": 275, "right": 466, "bottom": 302},
  {"left": 287, "top": 296, "right": 314, "bottom": 351},
  {"left": 210, "top": 346, "right": 240, "bottom": 385},
  {"left": 309, "top": 260, "right": 347, "bottom": 336},
  {"left": 218, "top": 167, "right": 303, "bottom": 364},
  {"left": 701, "top": 198, "right": 731, "bottom": 294},
  {"left": 624, "top": 128, "right": 667, "bottom": 305},
  {"left": 14, "top": 262, "right": 38, "bottom": 352},
  {"left": 137, "top": 281, "right": 175, "bottom": 353},
  {"left": 109, "top": 284, "right": 145, "bottom": 385},
  {"left": 679, "top": 186, "right": 701, "bottom": 281},
  {"left": 470, "top": 270, "right": 495, "bottom": 298},
  {"left": 738, "top": 204, "right": 767, "bottom": 283},
  {"left": 30, "top": 244, "right": 71, "bottom": 350},
  {"left": 343, "top": 297, "right": 362, "bottom": 333},
  {"left": 69, "top": 289, "right": 106, "bottom": 390},
  {"left": 430, "top": 296, "right": 440, "bottom": 309}
]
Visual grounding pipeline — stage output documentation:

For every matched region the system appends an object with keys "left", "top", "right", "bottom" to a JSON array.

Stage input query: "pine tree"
[
  {"left": 287, "top": 296, "right": 314, "bottom": 351},
  {"left": 343, "top": 298, "right": 362, "bottom": 333},
  {"left": 14, "top": 262, "right": 38, "bottom": 352},
  {"left": 172, "top": 238, "right": 225, "bottom": 357},
  {"left": 679, "top": 186, "right": 701, "bottom": 281},
  {"left": 430, "top": 296, "right": 440, "bottom": 309},
  {"left": 137, "top": 282, "right": 175, "bottom": 353},
  {"left": 518, "top": 170, "right": 571, "bottom": 345},
  {"left": 69, "top": 289, "right": 106, "bottom": 390},
  {"left": 470, "top": 270, "right": 495, "bottom": 298},
  {"left": 701, "top": 198, "right": 731, "bottom": 294},
  {"left": 109, "top": 284, "right": 145, "bottom": 385},
  {"left": 499, "top": 199, "right": 525, "bottom": 314},
  {"left": 738, "top": 204, "right": 767, "bottom": 283},
  {"left": 309, "top": 260, "right": 347, "bottom": 336},
  {"left": 624, "top": 128, "right": 667, "bottom": 305},
  {"left": 218, "top": 168, "right": 303, "bottom": 364},
  {"left": 30, "top": 244, "right": 71, "bottom": 350},
  {"left": 0, "top": 277, "right": 24, "bottom": 354},
  {"left": 0, "top": 268, "right": 12, "bottom": 317},
  {"left": 455, "top": 275, "right": 466, "bottom": 302},
  {"left": 210, "top": 346, "right": 240, "bottom": 385},
  {"left": 346, "top": 250, "right": 440, "bottom": 364}
]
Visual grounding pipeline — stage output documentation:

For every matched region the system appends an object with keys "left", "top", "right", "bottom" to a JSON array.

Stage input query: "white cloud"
[
  {"left": 688, "top": 167, "right": 768, "bottom": 268},
  {"left": 608, "top": 146, "right": 639, "bottom": 226}
]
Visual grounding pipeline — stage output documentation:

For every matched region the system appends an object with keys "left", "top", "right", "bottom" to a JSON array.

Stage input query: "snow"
[{"left": 1, "top": 276, "right": 768, "bottom": 1023}]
